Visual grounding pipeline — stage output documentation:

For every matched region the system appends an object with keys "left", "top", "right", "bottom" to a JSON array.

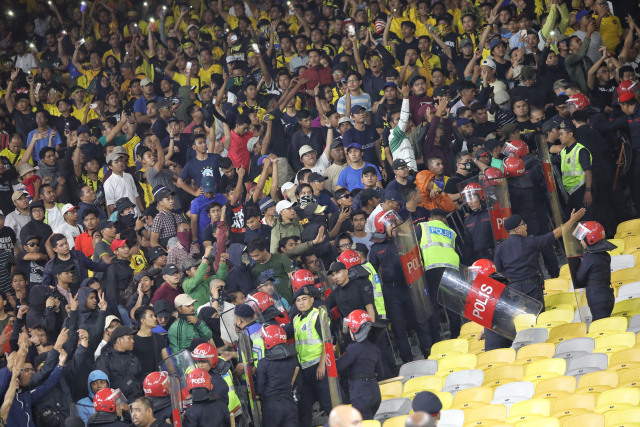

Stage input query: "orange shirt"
[{"left": 75, "top": 231, "right": 95, "bottom": 258}]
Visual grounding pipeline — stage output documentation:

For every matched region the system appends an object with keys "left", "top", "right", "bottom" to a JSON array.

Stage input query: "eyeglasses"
[
  {"left": 339, "top": 243, "right": 352, "bottom": 248},
  {"left": 347, "top": 79, "right": 359, "bottom": 83},
  {"left": 27, "top": 242, "right": 40, "bottom": 247},
  {"left": 339, "top": 194, "right": 352, "bottom": 200}
]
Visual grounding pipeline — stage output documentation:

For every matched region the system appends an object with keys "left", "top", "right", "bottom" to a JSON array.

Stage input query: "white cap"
[
  {"left": 276, "top": 200, "right": 295, "bottom": 215},
  {"left": 298, "top": 145, "right": 316, "bottom": 159},
  {"left": 61, "top": 204, "right": 78, "bottom": 215},
  {"left": 481, "top": 58, "right": 496, "bottom": 69},
  {"left": 281, "top": 181, "right": 295, "bottom": 195}
]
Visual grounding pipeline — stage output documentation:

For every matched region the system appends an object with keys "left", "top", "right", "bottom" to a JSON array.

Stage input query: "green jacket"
[
  {"left": 168, "top": 317, "right": 212, "bottom": 353},
  {"left": 182, "top": 261, "right": 228, "bottom": 311},
  {"left": 269, "top": 217, "right": 304, "bottom": 253},
  {"left": 565, "top": 35, "right": 593, "bottom": 95}
]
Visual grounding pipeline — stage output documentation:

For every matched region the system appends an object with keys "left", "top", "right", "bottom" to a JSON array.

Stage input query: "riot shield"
[
  {"left": 479, "top": 169, "right": 512, "bottom": 245},
  {"left": 392, "top": 218, "right": 433, "bottom": 323},
  {"left": 438, "top": 268, "right": 543, "bottom": 340},
  {"left": 319, "top": 306, "right": 342, "bottom": 408},
  {"left": 315, "top": 259, "right": 334, "bottom": 300},
  {"left": 238, "top": 333, "right": 261, "bottom": 426},
  {"left": 159, "top": 349, "right": 198, "bottom": 427},
  {"left": 536, "top": 136, "right": 585, "bottom": 317}
]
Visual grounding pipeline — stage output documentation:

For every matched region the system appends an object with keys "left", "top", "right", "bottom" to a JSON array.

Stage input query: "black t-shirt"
[
  {"left": 17, "top": 252, "right": 45, "bottom": 289},
  {"left": 202, "top": 223, "right": 218, "bottom": 244},
  {"left": 396, "top": 39, "right": 420, "bottom": 64},
  {"left": 53, "top": 115, "right": 81, "bottom": 145},
  {"left": 133, "top": 333, "right": 165, "bottom": 378},
  {"left": 591, "top": 80, "right": 617, "bottom": 110},
  {"left": 0, "top": 227, "right": 16, "bottom": 293},
  {"left": 11, "top": 110, "right": 37, "bottom": 142}
]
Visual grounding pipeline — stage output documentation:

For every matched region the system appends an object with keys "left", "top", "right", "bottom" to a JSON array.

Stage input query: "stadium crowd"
[{"left": 0, "top": 0, "right": 638, "bottom": 425}]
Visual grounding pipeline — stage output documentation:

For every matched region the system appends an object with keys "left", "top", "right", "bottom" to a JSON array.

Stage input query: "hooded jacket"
[
  {"left": 101, "top": 258, "right": 134, "bottom": 316},
  {"left": 20, "top": 211, "right": 53, "bottom": 256},
  {"left": 94, "top": 347, "right": 143, "bottom": 402},
  {"left": 4, "top": 365, "right": 63, "bottom": 427},
  {"left": 76, "top": 370, "right": 110, "bottom": 424},
  {"left": 224, "top": 243, "right": 254, "bottom": 295},
  {"left": 25, "top": 285, "right": 64, "bottom": 336},
  {"left": 415, "top": 170, "right": 457, "bottom": 213},
  {"left": 78, "top": 287, "right": 100, "bottom": 328},
  {"left": 269, "top": 216, "right": 304, "bottom": 253},
  {"left": 41, "top": 250, "right": 109, "bottom": 291}
]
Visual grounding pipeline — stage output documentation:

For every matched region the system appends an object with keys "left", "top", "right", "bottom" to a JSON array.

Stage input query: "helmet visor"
[
  {"left": 461, "top": 187, "right": 483, "bottom": 204},
  {"left": 572, "top": 222, "right": 590, "bottom": 241},
  {"left": 501, "top": 141, "right": 517, "bottom": 157}
]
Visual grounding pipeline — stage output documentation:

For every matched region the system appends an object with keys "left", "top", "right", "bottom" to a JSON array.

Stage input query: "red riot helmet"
[
  {"left": 503, "top": 156, "right": 526, "bottom": 178},
  {"left": 143, "top": 371, "right": 170, "bottom": 397},
  {"left": 191, "top": 343, "right": 219, "bottom": 369},
  {"left": 262, "top": 324, "right": 288, "bottom": 349},
  {"left": 338, "top": 250, "right": 362, "bottom": 270}
]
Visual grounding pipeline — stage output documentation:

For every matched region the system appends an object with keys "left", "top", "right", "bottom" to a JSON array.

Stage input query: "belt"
[
  {"left": 349, "top": 372, "right": 378, "bottom": 381},
  {"left": 385, "top": 281, "right": 404, "bottom": 287},
  {"left": 262, "top": 395, "right": 294, "bottom": 402},
  {"left": 509, "top": 274, "right": 541, "bottom": 285}
]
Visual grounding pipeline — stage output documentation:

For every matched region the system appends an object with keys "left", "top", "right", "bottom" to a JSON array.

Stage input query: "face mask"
[
  {"left": 498, "top": 103, "right": 511, "bottom": 111},
  {"left": 177, "top": 231, "right": 191, "bottom": 250},
  {"left": 120, "top": 213, "right": 136, "bottom": 228}
]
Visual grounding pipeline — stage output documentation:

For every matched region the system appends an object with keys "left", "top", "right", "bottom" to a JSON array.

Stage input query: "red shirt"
[
  {"left": 150, "top": 282, "right": 183, "bottom": 307},
  {"left": 300, "top": 65, "right": 332, "bottom": 108},
  {"left": 75, "top": 231, "right": 94, "bottom": 258},
  {"left": 223, "top": 130, "right": 253, "bottom": 170}
]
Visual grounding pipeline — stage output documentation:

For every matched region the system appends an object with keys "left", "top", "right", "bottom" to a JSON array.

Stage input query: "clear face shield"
[
  {"left": 572, "top": 222, "right": 591, "bottom": 241},
  {"left": 461, "top": 187, "right": 483, "bottom": 206},
  {"left": 380, "top": 210, "right": 402, "bottom": 236},
  {"left": 501, "top": 141, "right": 518, "bottom": 157}
]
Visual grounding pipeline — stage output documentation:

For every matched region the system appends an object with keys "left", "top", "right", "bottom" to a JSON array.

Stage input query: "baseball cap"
[
  {"left": 106, "top": 152, "right": 125, "bottom": 165},
  {"left": 328, "top": 261, "right": 347, "bottom": 273},
  {"left": 576, "top": 9, "right": 593, "bottom": 22},
  {"left": 481, "top": 58, "right": 496, "bottom": 69},
  {"left": 460, "top": 38, "right": 473, "bottom": 47},
  {"left": 346, "top": 143, "right": 362, "bottom": 152},
  {"left": 276, "top": 200, "right": 295, "bottom": 215},
  {"left": 61, "top": 204, "right": 78, "bottom": 215},
  {"left": 148, "top": 246, "right": 167, "bottom": 262},
  {"left": 134, "top": 270, "right": 153, "bottom": 284},
  {"left": 174, "top": 293, "right": 197, "bottom": 308},
  {"left": 541, "top": 119, "right": 561, "bottom": 134},
  {"left": 140, "top": 77, "right": 153, "bottom": 86},
  {"left": 156, "top": 98, "right": 172, "bottom": 110},
  {"left": 330, "top": 139, "right": 344, "bottom": 150},
  {"left": 201, "top": 175, "right": 216, "bottom": 193},
  {"left": 77, "top": 125, "right": 90, "bottom": 135},
  {"left": 12, "top": 191, "right": 28, "bottom": 202},
  {"left": 298, "top": 145, "right": 316, "bottom": 159},
  {"left": 350, "top": 105, "right": 366, "bottom": 115},
  {"left": 110, "top": 239, "right": 127, "bottom": 252},
  {"left": 391, "top": 159, "right": 408, "bottom": 170},
  {"left": 52, "top": 262, "right": 75, "bottom": 276},
  {"left": 494, "top": 91, "right": 510, "bottom": 105},
  {"left": 490, "top": 39, "right": 506, "bottom": 50},
  {"left": 247, "top": 136, "right": 260, "bottom": 152},
  {"left": 501, "top": 123, "right": 519, "bottom": 139},
  {"left": 104, "top": 315, "right": 121, "bottom": 331},
  {"left": 338, "top": 117, "right": 354, "bottom": 126},
  {"left": 303, "top": 202, "right": 327, "bottom": 217},
  {"left": 162, "top": 264, "right": 180, "bottom": 276},
  {"left": 383, "top": 82, "right": 397, "bottom": 90},
  {"left": 475, "top": 148, "right": 492, "bottom": 159},
  {"left": 153, "top": 185, "right": 175, "bottom": 201},
  {"left": 110, "top": 325, "right": 135, "bottom": 343},
  {"left": 382, "top": 190, "right": 403, "bottom": 203},
  {"left": 360, "top": 188, "right": 381, "bottom": 204},
  {"left": 455, "top": 118, "right": 473, "bottom": 128},
  {"left": 153, "top": 300, "right": 173, "bottom": 318},
  {"left": 308, "top": 172, "right": 327, "bottom": 182},
  {"left": 259, "top": 196, "right": 276, "bottom": 213},
  {"left": 23, "top": 235, "right": 40, "bottom": 243},
  {"left": 183, "top": 257, "right": 202, "bottom": 272},
  {"left": 433, "top": 86, "right": 448, "bottom": 98},
  {"left": 97, "top": 219, "right": 114, "bottom": 231},
  {"left": 504, "top": 214, "right": 523, "bottom": 231},
  {"left": 413, "top": 391, "right": 443, "bottom": 415},
  {"left": 187, "top": 24, "right": 199, "bottom": 32},
  {"left": 520, "top": 65, "right": 535, "bottom": 81}
]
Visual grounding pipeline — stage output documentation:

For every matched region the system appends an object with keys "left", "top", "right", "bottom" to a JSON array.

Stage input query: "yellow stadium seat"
[
  {"left": 506, "top": 398, "right": 551, "bottom": 423},
  {"left": 605, "top": 407, "right": 640, "bottom": 427},
  {"left": 452, "top": 386, "right": 494, "bottom": 410},
  {"left": 435, "top": 354, "right": 478, "bottom": 378},
  {"left": 483, "top": 365, "right": 524, "bottom": 387},
  {"left": 516, "top": 418, "right": 559, "bottom": 427},
  {"left": 618, "top": 366, "right": 640, "bottom": 387},
  {"left": 612, "top": 298, "right": 640, "bottom": 318},
  {"left": 523, "top": 358, "right": 566, "bottom": 384},
  {"left": 514, "top": 343, "right": 556, "bottom": 366},
  {"left": 401, "top": 376, "right": 442, "bottom": 398},
  {"left": 545, "top": 293, "right": 579, "bottom": 310},
  {"left": 608, "top": 239, "right": 625, "bottom": 256},
  {"left": 429, "top": 339, "right": 469, "bottom": 360},
  {"left": 534, "top": 376, "right": 577, "bottom": 400},
  {"left": 465, "top": 405, "right": 508, "bottom": 427},
  {"left": 547, "top": 322, "right": 587, "bottom": 344},
  {"left": 594, "top": 387, "right": 640, "bottom": 414},
  {"left": 611, "top": 268, "right": 640, "bottom": 289},
  {"left": 434, "top": 391, "right": 453, "bottom": 410},
  {"left": 616, "top": 219, "right": 640, "bottom": 236},
  {"left": 515, "top": 314, "right": 538, "bottom": 332},
  {"left": 576, "top": 370, "right": 619, "bottom": 394},
  {"left": 587, "top": 317, "right": 629, "bottom": 338},
  {"left": 594, "top": 332, "right": 636, "bottom": 357},
  {"left": 468, "top": 337, "right": 486, "bottom": 355},
  {"left": 382, "top": 415, "right": 408, "bottom": 427},
  {"left": 476, "top": 348, "right": 516, "bottom": 371},
  {"left": 551, "top": 394, "right": 596, "bottom": 419},
  {"left": 460, "top": 322, "right": 484, "bottom": 340},
  {"left": 559, "top": 264, "right": 572, "bottom": 279},
  {"left": 536, "top": 309, "right": 574, "bottom": 329},
  {"left": 563, "top": 413, "right": 605, "bottom": 427},
  {"left": 380, "top": 380, "right": 403, "bottom": 400},
  {"left": 636, "top": 333, "right": 640, "bottom": 348},
  {"left": 607, "top": 349, "right": 640, "bottom": 373},
  {"left": 544, "top": 279, "right": 571, "bottom": 295},
  {"left": 363, "top": 421, "right": 381, "bottom": 427}
]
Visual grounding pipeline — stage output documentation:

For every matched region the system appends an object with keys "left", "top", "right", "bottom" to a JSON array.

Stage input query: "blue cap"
[
  {"left": 576, "top": 9, "right": 593, "bottom": 23},
  {"left": 257, "top": 155, "right": 269, "bottom": 166},
  {"left": 382, "top": 190, "right": 404, "bottom": 203},
  {"left": 350, "top": 105, "right": 366, "bottom": 115},
  {"left": 77, "top": 125, "right": 90, "bottom": 135},
  {"left": 456, "top": 117, "right": 473, "bottom": 127},
  {"left": 202, "top": 175, "right": 215, "bottom": 193},
  {"left": 383, "top": 82, "right": 397, "bottom": 90},
  {"left": 346, "top": 143, "right": 362, "bottom": 152},
  {"left": 490, "top": 38, "right": 505, "bottom": 50}
]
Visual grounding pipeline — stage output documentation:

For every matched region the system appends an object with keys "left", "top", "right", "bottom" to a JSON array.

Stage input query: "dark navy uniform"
[
  {"left": 464, "top": 208, "right": 495, "bottom": 261},
  {"left": 336, "top": 339, "right": 384, "bottom": 420},
  {"left": 369, "top": 239, "right": 431, "bottom": 362},
  {"left": 256, "top": 353, "right": 301, "bottom": 427},
  {"left": 87, "top": 411, "right": 129, "bottom": 426},
  {"left": 149, "top": 395, "right": 173, "bottom": 425},
  {"left": 574, "top": 251, "right": 614, "bottom": 321},
  {"left": 209, "top": 371, "right": 230, "bottom": 408},
  {"left": 182, "top": 388, "right": 231, "bottom": 427}
]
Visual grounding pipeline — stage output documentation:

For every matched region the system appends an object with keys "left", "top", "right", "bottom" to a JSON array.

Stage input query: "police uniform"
[
  {"left": 369, "top": 239, "right": 432, "bottom": 362},
  {"left": 417, "top": 218, "right": 461, "bottom": 340},
  {"left": 464, "top": 208, "right": 495, "bottom": 261},
  {"left": 337, "top": 339, "right": 384, "bottom": 420},
  {"left": 574, "top": 246, "right": 615, "bottom": 321},
  {"left": 255, "top": 345, "right": 301, "bottom": 427},
  {"left": 292, "top": 296, "right": 334, "bottom": 427},
  {"left": 559, "top": 139, "right": 592, "bottom": 218}
]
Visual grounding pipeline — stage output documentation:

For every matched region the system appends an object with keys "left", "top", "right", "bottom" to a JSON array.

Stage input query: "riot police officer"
[
  {"left": 572, "top": 221, "right": 616, "bottom": 321},
  {"left": 182, "top": 369, "right": 231, "bottom": 427},
  {"left": 461, "top": 183, "right": 495, "bottom": 261},
  {"left": 256, "top": 324, "right": 302, "bottom": 427},
  {"left": 142, "top": 372, "right": 173, "bottom": 424},
  {"left": 336, "top": 310, "right": 384, "bottom": 420}
]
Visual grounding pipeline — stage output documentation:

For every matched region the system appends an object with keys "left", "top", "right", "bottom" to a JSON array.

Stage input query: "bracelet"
[{"left": 585, "top": 187, "right": 592, "bottom": 191}]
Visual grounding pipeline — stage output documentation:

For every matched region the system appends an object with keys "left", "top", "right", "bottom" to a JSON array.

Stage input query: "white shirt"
[
  {"left": 54, "top": 222, "right": 84, "bottom": 250},
  {"left": 104, "top": 172, "right": 141, "bottom": 215},
  {"left": 45, "top": 205, "right": 64, "bottom": 231},
  {"left": 13, "top": 53, "right": 38, "bottom": 74},
  {"left": 198, "top": 302, "right": 238, "bottom": 344},
  {"left": 4, "top": 210, "right": 30, "bottom": 246}
]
